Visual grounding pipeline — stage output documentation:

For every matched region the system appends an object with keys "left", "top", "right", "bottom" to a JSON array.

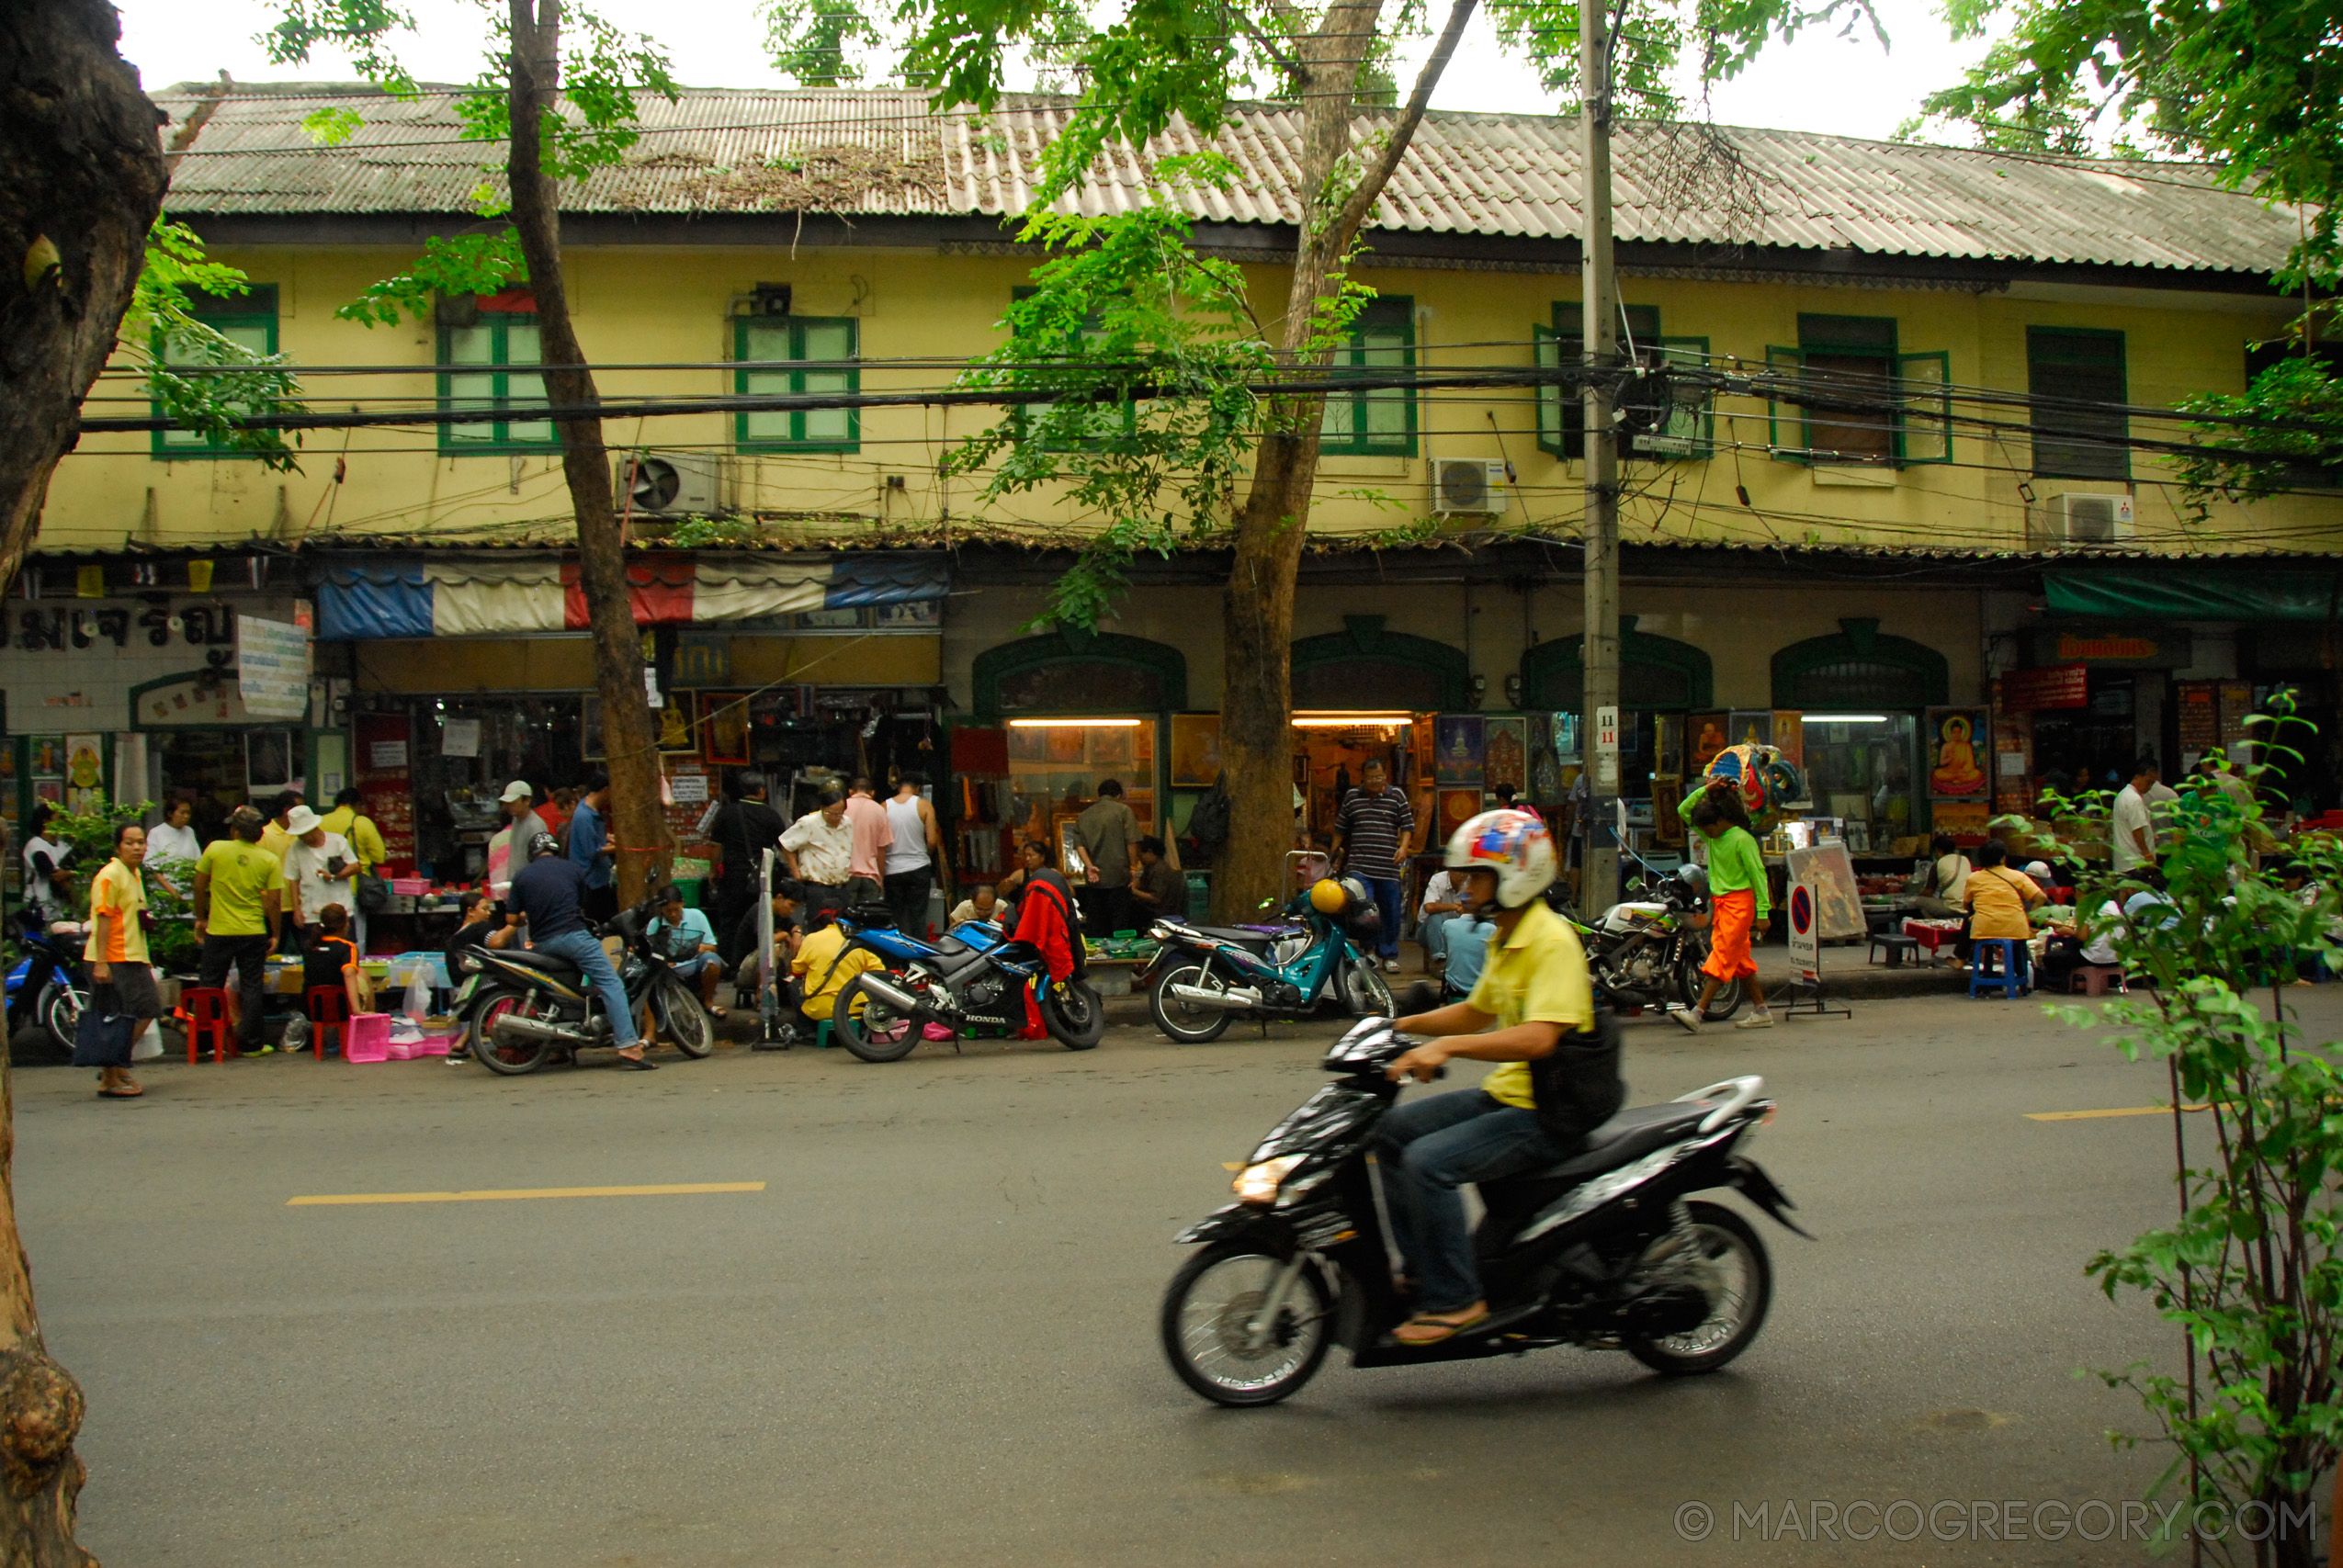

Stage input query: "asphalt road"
[{"left": 17, "top": 988, "right": 2308, "bottom": 1567}]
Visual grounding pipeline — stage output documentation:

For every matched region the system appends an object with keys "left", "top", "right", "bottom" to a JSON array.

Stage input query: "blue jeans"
[
  {"left": 535, "top": 929, "right": 640, "bottom": 1047},
  {"left": 1377, "top": 1089, "right": 1568, "bottom": 1313},
  {"left": 1420, "top": 911, "right": 1458, "bottom": 964},
  {"left": 1361, "top": 875, "right": 1404, "bottom": 960}
]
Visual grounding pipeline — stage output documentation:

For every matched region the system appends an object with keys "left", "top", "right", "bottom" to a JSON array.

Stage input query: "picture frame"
[
  {"left": 1925, "top": 705, "right": 1991, "bottom": 801},
  {"left": 26, "top": 737, "right": 62, "bottom": 781},
  {"left": 1170, "top": 714, "right": 1222, "bottom": 787},
  {"left": 657, "top": 702, "right": 697, "bottom": 755},
  {"left": 63, "top": 734, "right": 103, "bottom": 798},
  {"left": 1433, "top": 715, "right": 1484, "bottom": 786},
  {"left": 1726, "top": 710, "right": 1774, "bottom": 750},
  {"left": 701, "top": 692, "right": 752, "bottom": 765},
  {"left": 1688, "top": 713, "right": 1729, "bottom": 773},
  {"left": 246, "top": 731, "right": 292, "bottom": 791},
  {"left": 1481, "top": 716, "right": 1527, "bottom": 796}
]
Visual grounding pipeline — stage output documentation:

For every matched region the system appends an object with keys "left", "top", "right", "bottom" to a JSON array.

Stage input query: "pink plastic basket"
[
  {"left": 413, "top": 1035, "right": 453, "bottom": 1057},
  {"left": 390, "top": 877, "right": 429, "bottom": 897},
  {"left": 345, "top": 1012, "right": 390, "bottom": 1064},
  {"left": 385, "top": 1038, "right": 417, "bottom": 1061}
]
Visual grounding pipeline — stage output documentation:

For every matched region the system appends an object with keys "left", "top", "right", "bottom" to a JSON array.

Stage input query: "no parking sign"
[{"left": 1786, "top": 881, "right": 1818, "bottom": 981}]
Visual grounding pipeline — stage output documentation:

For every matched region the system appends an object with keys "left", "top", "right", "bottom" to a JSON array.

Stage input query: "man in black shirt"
[
  {"left": 710, "top": 773, "right": 787, "bottom": 964},
  {"left": 507, "top": 832, "right": 652, "bottom": 1069}
]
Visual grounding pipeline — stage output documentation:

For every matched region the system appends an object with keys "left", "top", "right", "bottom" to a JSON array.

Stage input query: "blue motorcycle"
[
  {"left": 826, "top": 904, "right": 1104, "bottom": 1062},
  {"left": 6, "top": 906, "right": 86, "bottom": 1059},
  {"left": 1138, "top": 878, "right": 1395, "bottom": 1044}
]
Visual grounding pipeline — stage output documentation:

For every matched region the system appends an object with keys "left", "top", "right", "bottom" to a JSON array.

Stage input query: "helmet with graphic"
[{"left": 1443, "top": 809, "right": 1556, "bottom": 909}]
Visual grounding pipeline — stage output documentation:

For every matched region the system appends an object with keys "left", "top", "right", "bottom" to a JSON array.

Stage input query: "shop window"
[
  {"left": 1801, "top": 715, "right": 1920, "bottom": 843},
  {"left": 737, "top": 314, "right": 858, "bottom": 451},
  {"left": 2029, "top": 328, "right": 2128, "bottom": 480},
  {"left": 1766, "top": 314, "right": 1951, "bottom": 467},
  {"left": 1290, "top": 617, "right": 1469, "bottom": 711},
  {"left": 1520, "top": 617, "right": 1715, "bottom": 713},
  {"left": 1771, "top": 618, "right": 1949, "bottom": 710},
  {"left": 1534, "top": 305, "right": 1711, "bottom": 461},
  {"left": 439, "top": 299, "right": 555, "bottom": 453},
  {"left": 1321, "top": 296, "right": 1416, "bottom": 457},
  {"left": 153, "top": 284, "right": 279, "bottom": 459},
  {"left": 972, "top": 629, "right": 1189, "bottom": 723}
]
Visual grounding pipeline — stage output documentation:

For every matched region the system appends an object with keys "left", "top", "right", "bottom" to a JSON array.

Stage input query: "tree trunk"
[
  {"left": 0, "top": 6, "right": 165, "bottom": 1558},
  {"left": 505, "top": 0, "right": 671, "bottom": 903},
  {"left": 1210, "top": 0, "right": 1474, "bottom": 921}
]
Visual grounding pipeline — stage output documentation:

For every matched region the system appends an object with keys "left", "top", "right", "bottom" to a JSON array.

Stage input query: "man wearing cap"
[
  {"left": 281, "top": 805, "right": 357, "bottom": 944},
  {"left": 501, "top": 782, "right": 548, "bottom": 869}
]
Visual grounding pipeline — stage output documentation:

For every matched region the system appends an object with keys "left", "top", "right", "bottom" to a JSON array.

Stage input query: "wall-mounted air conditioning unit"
[
  {"left": 617, "top": 451, "right": 723, "bottom": 516},
  {"left": 2056, "top": 492, "right": 2134, "bottom": 545},
  {"left": 1432, "top": 458, "right": 1509, "bottom": 517}
]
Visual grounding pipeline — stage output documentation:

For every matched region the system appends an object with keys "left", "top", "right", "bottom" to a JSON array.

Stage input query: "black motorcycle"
[
  {"left": 1559, "top": 863, "right": 1743, "bottom": 1021},
  {"left": 828, "top": 904, "right": 1105, "bottom": 1062},
  {"left": 1160, "top": 1016, "right": 1807, "bottom": 1406},
  {"left": 5, "top": 906, "right": 85, "bottom": 1057},
  {"left": 457, "top": 896, "right": 714, "bottom": 1075}
]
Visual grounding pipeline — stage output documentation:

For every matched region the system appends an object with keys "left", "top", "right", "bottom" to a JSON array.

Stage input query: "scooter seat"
[
  {"left": 1188, "top": 925, "right": 1284, "bottom": 952},
  {"left": 1528, "top": 1103, "right": 1716, "bottom": 1182},
  {"left": 489, "top": 948, "right": 581, "bottom": 976}
]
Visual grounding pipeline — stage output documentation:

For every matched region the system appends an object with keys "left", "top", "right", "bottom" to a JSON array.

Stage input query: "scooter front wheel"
[
  {"left": 39, "top": 983, "right": 83, "bottom": 1059},
  {"left": 1161, "top": 1244, "right": 1331, "bottom": 1407},
  {"left": 1042, "top": 980, "right": 1104, "bottom": 1050}
]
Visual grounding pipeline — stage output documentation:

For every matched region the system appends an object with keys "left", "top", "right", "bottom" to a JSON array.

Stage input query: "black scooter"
[
  {"left": 456, "top": 896, "right": 715, "bottom": 1075},
  {"left": 1160, "top": 1016, "right": 1808, "bottom": 1405}
]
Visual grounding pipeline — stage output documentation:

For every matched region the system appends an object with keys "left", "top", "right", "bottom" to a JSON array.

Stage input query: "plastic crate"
[
  {"left": 390, "top": 877, "right": 430, "bottom": 897},
  {"left": 345, "top": 1013, "right": 391, "bottom": 1063}
]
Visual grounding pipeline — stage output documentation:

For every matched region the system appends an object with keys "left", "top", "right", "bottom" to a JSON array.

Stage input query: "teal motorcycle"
[{"left": 1140, "top": 877, "right": 1395, "bottom": 1043}]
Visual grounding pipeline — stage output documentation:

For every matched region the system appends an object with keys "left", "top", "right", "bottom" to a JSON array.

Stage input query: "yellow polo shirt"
[{"left": 1466, "top": 900, "right": 1595, "bottom": 1110}]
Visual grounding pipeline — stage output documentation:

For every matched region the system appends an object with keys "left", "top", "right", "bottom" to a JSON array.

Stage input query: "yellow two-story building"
[{"left": 17, "top": 83, "right": 2337, "bottom": 903}]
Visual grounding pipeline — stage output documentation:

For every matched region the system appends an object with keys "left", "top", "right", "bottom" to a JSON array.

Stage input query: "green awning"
[{"left": 2043, "top": 570, "right": 2343, "bottom": 621}]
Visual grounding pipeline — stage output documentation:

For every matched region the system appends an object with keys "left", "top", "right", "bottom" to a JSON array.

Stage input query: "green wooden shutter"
[
  {"left": 1765, "top": 345, "right": 1807, "bottom": 462},
  {"left": 1534, "top": 324, "right": 1567, "bottom": 457},
  {"left": 1635, "top": 336, "right": 1712, "bottom": 459},
  {"left": 1897, "top": 349, "right": 1952, "bottom": 465}
]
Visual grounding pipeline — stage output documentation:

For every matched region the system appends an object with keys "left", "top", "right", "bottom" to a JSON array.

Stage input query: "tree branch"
[
  {"left": 1228, "top": 6, "right": 1304, "bottom": 79},
  {"left": 1331, "top": 0, "right": 1477, "bottom": 243}
]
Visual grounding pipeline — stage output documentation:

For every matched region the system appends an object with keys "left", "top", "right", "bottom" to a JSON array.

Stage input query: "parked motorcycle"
[
  {"left": 1141, "top": 877, "right": 1393, "bottom": 1043},
  {"left": 827, "top": 904, "right": 1105, "bottom": 1062},
  {"left": 1160, "top": 1016, "right": 1806, "bottom": 1406},
  {"left": 1560, "top": 862, "right": 1743, "bottom": 1021},
  {"left": 5, "top": 907, "right": 85, "bottom": 1058},
  {"left": 457, "top": 896, "right": 714, "bottom": 1075}
]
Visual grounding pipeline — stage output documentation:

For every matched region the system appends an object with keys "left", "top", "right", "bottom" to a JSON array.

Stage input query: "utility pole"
[{"left": 1579, "top": 0, "right": 1622, "bottom": 915}]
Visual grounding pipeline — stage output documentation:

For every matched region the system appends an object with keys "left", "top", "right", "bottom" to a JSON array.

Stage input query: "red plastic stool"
[
  {"left": 304, "top": 986, "right": 349, "bottom": 1059},
  {"left": 181, "top": 987, "right": 234, "bottom": 1064}
]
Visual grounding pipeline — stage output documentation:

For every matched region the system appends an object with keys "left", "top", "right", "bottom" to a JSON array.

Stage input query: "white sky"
[{"left": 117, "top": 0, "right": 1991, "bottom": 145}]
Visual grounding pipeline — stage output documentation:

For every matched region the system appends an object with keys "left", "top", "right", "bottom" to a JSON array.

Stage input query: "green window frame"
[
  {"left": 1765, "top": 313, "right": 1950, "bottom": 466},
  {"left": 2027, "top": 327, "right": 2127, "bottom": 480},
  {"left": 438, "top": 310, "right": 555, "bottom": 453},
  {"left": 152, "top": 284, "right": 279, "bottom": 460},
  {"left": 1007, "top": 287, "right": 1134, "bottom": 451},
  {"left": 1320, "top": 296, "right": 1416, "bottom": 457},
  {"left": 735, "top": 314, "right": 859, "bottom": 452},
  {"left": 1534, "top": 306, "right": 1708, "bottom": 460}
]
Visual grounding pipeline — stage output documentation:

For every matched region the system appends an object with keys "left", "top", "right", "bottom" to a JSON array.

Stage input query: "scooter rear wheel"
[
  {"left": 832, "top": 974, "right": 922, "bottom": 1063},
  {"left": 1624, "top": 1201, "right": 1772, "bottom": 1375},
  {"left": 470, "top": 987, "right": 553, "bottom": 1076},
  {"left": 1161, "top": 1244, "right": 1331, "bottom": 1407},
  {"left": 1148, "top": 962, "right": 1232, "bottom": 1044}
]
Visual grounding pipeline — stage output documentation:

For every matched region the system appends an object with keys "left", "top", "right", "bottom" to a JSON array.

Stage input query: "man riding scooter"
[{"left": 1379, "top": 809, "right": 1623, "bottom": 1346}]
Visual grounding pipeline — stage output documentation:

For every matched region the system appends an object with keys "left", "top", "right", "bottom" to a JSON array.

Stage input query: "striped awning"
[{"left": 316, "top": 552, "right": 948, "bottom": 639}]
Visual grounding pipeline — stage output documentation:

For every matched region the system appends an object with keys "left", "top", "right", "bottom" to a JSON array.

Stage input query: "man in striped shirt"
[{"left": 1334, "top": 759, "right": 1415, "bottom": 973}]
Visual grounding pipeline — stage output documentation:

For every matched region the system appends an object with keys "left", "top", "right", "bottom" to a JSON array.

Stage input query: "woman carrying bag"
[{"left": 81, "top": 822, "right": 162, "bottom": 1099}]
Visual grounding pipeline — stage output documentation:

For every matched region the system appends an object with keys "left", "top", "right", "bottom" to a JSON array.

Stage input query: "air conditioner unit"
[
  {"left": 618, "top": 450, "right": 722, "bottom": 516},
  {"left": 2056, "top": 492, "right": 2134, "bottom": 545},
  {"left": 1432, "top": 458, "right": 1509, "bottom": 517}
]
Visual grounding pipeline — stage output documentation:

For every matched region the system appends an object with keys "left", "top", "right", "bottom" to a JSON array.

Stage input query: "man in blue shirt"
[
  {"left": 1440, "top": 914, "right": 1499, "bottom": 1002},
  {"left": 648, "top": 884, "right": 724, "bottom": 1016},
  {"left": 509, "top": 831, "right": 651, "bottom": 1069},
  {"left": 569, "top": 772, "right": 617, "bottom": 922}
]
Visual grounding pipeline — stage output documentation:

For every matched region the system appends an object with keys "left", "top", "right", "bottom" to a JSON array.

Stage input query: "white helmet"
[{"left": 1443, "top": 809, "right": 1557, "bottom": 909}]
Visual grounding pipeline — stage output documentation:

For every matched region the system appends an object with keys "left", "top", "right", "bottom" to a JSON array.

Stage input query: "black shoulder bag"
[{"left": 1528, "top": 1007, "right": 1626, "bottom": 1149}]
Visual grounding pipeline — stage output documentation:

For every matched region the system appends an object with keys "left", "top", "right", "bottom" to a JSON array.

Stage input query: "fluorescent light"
[
  {"left": 1292, "top": 714, "right": 1414, "bottom": 727},
  {"left": 1007, "top": 717, "right": 1144, "bottom": 728},
  {"left": 1802, "top": 714, "right": 1889, "bottom": 724}
]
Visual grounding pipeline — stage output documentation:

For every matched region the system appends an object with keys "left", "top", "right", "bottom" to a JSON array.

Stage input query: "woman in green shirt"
[{"left": 1676, "top": 784, "right": 1772, "bottom": 1032}]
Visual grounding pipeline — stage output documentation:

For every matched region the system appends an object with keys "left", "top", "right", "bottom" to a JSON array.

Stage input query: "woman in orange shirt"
[
  {"left": 1961, "top": 839, "right": 2047, "bottom": 970},
  {"left": 83, "top": 822, "right": 160, "bottom": 1099}
]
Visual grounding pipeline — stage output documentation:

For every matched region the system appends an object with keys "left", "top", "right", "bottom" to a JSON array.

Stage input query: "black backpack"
[
  {"left": 1528, "top": 1008, "right": 1626, "bottom": 1147},
  {"left": 1186, "top": 780, "right": 1232, "bottom": 847}
]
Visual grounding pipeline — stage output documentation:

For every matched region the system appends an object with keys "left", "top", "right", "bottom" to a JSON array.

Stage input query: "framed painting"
[
  {"left": 1170, "top": 714, "right": 1222, "bottom": 787},
  {"left": 1481, "top": 716, "right": 1527, "bottom": 796},
  {"left": 1433, "top": 715, "right": 1483, "bottom": 787},
  {"left": 657, "top": 701, "right": 697, "bottom": 755},
  {"left": 1926, "top": 706, "right": 1991, "bottom": 800},
  {"left": 701, "top": 693, "right": 752, "bottom": 765},
  {"left": 1688, "top": 713, "right": 1729, "bottom": 773}
]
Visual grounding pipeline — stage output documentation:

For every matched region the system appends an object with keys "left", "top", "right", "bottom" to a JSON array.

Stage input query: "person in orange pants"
[{"left": 1674, "top": 784, "right": 1773, "bottom": 1032}]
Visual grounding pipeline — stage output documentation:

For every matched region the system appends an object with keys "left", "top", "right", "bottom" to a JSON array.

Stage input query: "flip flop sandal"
[
  {"left": 706, "top": 1006, "right": 729, "bottom": 1020},
  {"left": 612, "top": 1053, "right": 659, "bottom": 1071},
  {"left": 1392, "top": 1306, "right": 1489, "bottom": 1346},
  {"left": 98, "top": 1087, "right": 144, "bottom": 1099}
]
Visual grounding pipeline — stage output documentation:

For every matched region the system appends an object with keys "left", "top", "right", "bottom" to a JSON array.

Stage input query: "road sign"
[
  {"left": 1593, "top": 704, "right": 1620, "bottom": 789},
  {"left": 1786, "top": 881, "right": 1818, "bottom": 981}
]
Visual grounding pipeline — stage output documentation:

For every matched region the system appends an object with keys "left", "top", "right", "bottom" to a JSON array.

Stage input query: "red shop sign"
[{"left": 2004, "top": 663, "right": 2089, "bottom": 711}]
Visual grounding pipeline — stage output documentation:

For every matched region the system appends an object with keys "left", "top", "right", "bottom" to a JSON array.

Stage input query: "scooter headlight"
[{"left": 1233, "top": 1154, "right": 1304, "bottom": 1206}]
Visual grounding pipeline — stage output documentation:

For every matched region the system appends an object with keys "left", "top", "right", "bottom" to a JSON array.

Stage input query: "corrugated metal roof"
[{"left": 158, "top": 84, "right": 2307, "bottom": 274}]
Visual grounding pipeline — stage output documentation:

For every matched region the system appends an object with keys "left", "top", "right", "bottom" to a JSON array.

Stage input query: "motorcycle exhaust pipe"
[
  {"left": 490, "top": 1014, "right": 589, "bottom": 1048},
  {"left": 856, "top": 975, "right": 928, "bottom": 1014},
  {"left": 1168, "top": 983, "right": 1262, "bottom": 1010}
]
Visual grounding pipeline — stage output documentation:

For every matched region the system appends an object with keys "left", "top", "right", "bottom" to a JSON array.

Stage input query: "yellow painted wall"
[{"left": 42, "top": 242, "right": 2337, "bottom": 558}]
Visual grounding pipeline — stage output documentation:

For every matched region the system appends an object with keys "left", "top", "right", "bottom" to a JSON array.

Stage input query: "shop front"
[
  {"left": 1768, "top": 618, "right": 1950, "bottom": 853},
  {"left": 1521, "top": 616, "right": 1715, "bottom": 855}
]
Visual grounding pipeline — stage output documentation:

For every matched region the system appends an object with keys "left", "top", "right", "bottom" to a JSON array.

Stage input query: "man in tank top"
[{"left": 882, "top": 773, "right": 947, "bottom": 939}]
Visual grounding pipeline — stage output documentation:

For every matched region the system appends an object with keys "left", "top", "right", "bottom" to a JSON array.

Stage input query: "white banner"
[{"left": 237, "top": 613, "right": 311, "bottom": 721}]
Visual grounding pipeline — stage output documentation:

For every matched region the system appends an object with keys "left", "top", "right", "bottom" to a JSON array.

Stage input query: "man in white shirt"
[
  {"left": 1417, "top": 869, "right": 1467, "bottom": 968},
  {"left": 282, "top": 805, "right": 357, "bottom": 942},
  {"left": 780, "top": 788, "right": 855, "bottom": 922},
  {"left": 2111, "top": 760, "right": 2161, "bottom": 874}
]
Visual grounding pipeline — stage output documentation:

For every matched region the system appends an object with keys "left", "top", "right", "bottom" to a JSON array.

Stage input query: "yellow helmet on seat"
[{"left": 1309, "top": 878, "right": 1349, "bottom": 915}]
